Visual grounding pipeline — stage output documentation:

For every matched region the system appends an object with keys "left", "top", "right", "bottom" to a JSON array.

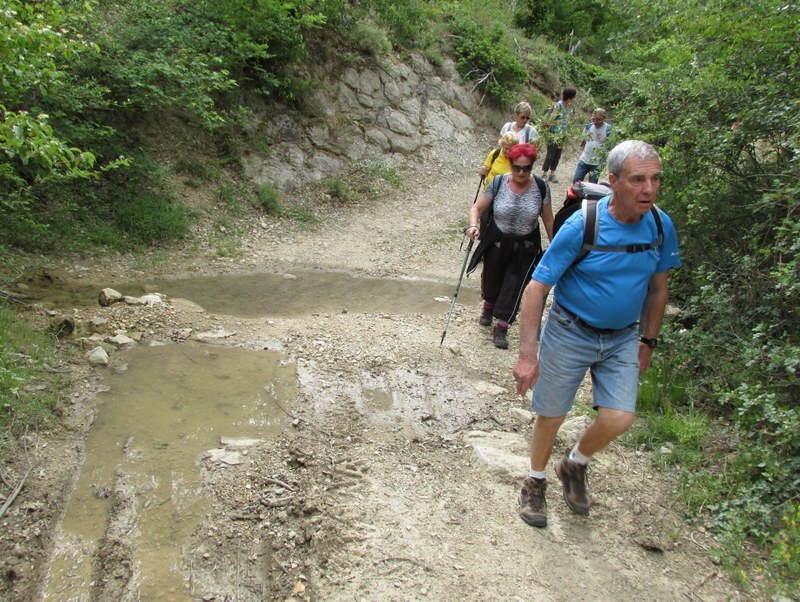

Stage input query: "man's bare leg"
[{"left": 530, "top": 414, "right": 565, "bottom": 471}]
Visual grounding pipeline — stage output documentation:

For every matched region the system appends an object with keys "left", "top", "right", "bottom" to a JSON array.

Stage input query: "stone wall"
[{"left": 241, "top": 54, "right": 483, "bottom": 191}]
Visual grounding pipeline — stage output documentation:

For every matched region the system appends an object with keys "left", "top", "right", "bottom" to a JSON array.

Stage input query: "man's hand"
[
  {"left": 638, "top": 344, "right": 653, "bottom": 374},
  {"left": 513, "top": 356, "right": 539, "bottom": 395}
]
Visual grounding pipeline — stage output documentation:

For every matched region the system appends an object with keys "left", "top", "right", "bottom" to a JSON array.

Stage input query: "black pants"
[
  {"left": 481, "top": 239, "right": 540, "bottom": 324},
  {"left": 542, "top": 142, "right": 563, "bottom": 172}
]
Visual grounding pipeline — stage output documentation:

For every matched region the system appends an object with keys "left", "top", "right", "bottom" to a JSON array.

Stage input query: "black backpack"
[
  {"left": 552, "top": 181, "right": 613, "bottom": 236},
  {"left": 569, "top": 197, "right": 664, "bottom": 267}
]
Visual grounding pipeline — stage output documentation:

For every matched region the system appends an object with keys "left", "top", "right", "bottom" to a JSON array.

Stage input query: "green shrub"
[
  {"left": 326, "top": 178, "right": 356, "bottom": 202},
  {"left": 450, "top": 17, "right": 528, "bottom": 104},
  {"left": 285, "top": 207, "right": 322, "bottom": 228},
  {"left": 255, "top": 183, "right": 282, "bottom": 215},
  {"left": 0, "top": 305, "right": 64, "bottom": 456},
  {"left": 114, "top": 197, "right": 192, "bottom": 245},
  {"left": 350, "top": 20, "right": 392, "bottom": 56},
  {"left": 174, "top": 156, "right": 219, "bottom": 181}
]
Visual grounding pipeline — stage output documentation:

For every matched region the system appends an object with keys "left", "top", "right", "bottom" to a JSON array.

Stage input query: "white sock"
[
  {"left": 528, "top": 469, "right": 547, "bottom": 480},
  {"left": 569, "top": 446, "right": 590, "bottom": 466}
]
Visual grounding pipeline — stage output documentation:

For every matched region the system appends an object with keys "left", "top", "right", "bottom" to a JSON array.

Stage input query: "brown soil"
[{"left": 0, "top": 140, "right": 752, "bottom": 601}]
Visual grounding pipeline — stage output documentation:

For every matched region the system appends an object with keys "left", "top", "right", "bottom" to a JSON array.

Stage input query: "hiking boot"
[
  {"left": 555, "top": 452, "right": 590, "bottom": 515},
  {"left": 479, "top": 306, "right": 493, "bottom": 327},
  {"left": 492, "top": 324, "right": 508, "bottom": 349},
  {"left": 519, "top": 476, "right": 548, "bottom": 528},
  {"left": 548, "top": 174, "right": 559, "bottom": 183}
]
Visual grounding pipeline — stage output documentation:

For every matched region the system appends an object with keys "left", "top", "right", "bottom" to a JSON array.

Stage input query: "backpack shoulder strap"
[
  {"left": 533, "top": 174, "right": 547, "bottom": 199},
  {"left": 490, "top": 148, "right": 501, "bottom": 166},
  {"left": 491, "top": 172, "right": 505, "bottom": 196},
  {"left": 570, "top": 199, "right": 598, "bottom": 267},
  {"left": 579, "top": 203, "right": 664, "bottom": 257}
]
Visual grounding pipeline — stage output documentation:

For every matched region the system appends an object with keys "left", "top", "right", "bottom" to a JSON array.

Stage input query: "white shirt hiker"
[{"left": 579, "top": 123, "right": 612, "bottom": 166}]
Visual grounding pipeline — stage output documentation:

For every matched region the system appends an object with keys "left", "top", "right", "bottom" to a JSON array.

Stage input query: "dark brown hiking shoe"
[
  {"left": 492, "top": 324, "right": 508, "bottom": 349},
  {"left": 519, "top": 476, "right": 548, "bottom": 527},
  {"left": 479, "top": 306, "right": 493, "bottom": 326},
  {"left": 556, "top": 453, "right": 590, "bottom": 515}
]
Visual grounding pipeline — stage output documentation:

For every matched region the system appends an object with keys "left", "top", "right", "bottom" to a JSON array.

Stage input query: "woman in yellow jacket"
[{"left": 478, "top": 132, "right": 520, "bottom": 189}]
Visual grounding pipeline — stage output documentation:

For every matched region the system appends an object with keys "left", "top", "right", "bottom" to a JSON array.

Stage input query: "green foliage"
[
  {"left": 113, "top": 196, "right": 192, "bottom": 245},
  {"left": 450, "top": 16, "right": 528, "bottom": 104},
  {"left": 768, "top": 503, "right": 800, "bottom": 593},
  {"left": 0, "top": 304, "right": 64, "bottom": 455},
  {"left": 349, "top": 19, "right": 393, "bottom": 56},
  {"left": 609, "top": 0, "right": 800, "bottom": 592},
  {"left": 357, "top": 160, "right": 402, "bottom": 188},
  {"left": 513, "top": 0, "right": 610, "bottom": 58},
  {"left": 553, "top": 55, "right": 629, "bottom": 105},
  {"left": 285, "top": 207, "right": 322, "bottom": 228},
  {"left": 255, "top": 183, "right": 282, "bottom": 215},
  {"left": 325, "top": 178, "right": 356, "bottom": 203}
]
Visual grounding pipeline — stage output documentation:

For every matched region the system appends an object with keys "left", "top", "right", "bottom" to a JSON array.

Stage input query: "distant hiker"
[
  {"left": 500, "top": 102, "right": 539, "bottom": 145},
  {"left": 478, "top": 132, "right": 519, "bottom": 188},
  {"left": 540, "top": 86, "right": 577, "bottom": 183},
  {"left": 513, "top": 140, "right": 681, "bottom": 528},
  {"left": 572, "top": 108, "right": 612, "bottom": 184},
  {"left": 465, "top": 143, "right": 554, "bottom": 349}
]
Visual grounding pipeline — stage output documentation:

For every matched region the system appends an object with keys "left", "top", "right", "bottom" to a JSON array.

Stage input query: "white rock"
[
  {"left": 463, "top": 430, "right": 528, "bottom": 483},
  {"left": 87, "top": 346, "right": 109, "bottom": 366},
  {"left": 472, "top": 381, "right": 506, "bottom": 396},
  {"left": 98, "top": 288, "right": 123, "bottom": 307},
  {"left": 510, "top": 407, "right": 534, "bottom": 424},
  {"left": 220, "top": 437, "right": 264, "bottom": 448},
  {"left": 139, "top": 293, "right": 163, "bottom": 306},
  {"left": 557, "top": 415, "right": 592, "bottom": 448},
  {"left": 205, "top": 448, "right": 244, "bottom": 465},
  {"left": 194, "top": 330, "right": 236, "bottom": 342},
  {"left": 107, "top": 334, "right": 136, "bottom": 349}
]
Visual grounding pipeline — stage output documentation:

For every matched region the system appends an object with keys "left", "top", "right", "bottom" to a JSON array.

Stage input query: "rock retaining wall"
[{"left": 241, "top": 54, "right": 482, "bottom": 191}]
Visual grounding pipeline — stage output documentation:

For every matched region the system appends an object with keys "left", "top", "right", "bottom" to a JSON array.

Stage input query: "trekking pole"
[
  {"left": 440, "top": 238, "right": 475, "bottom": 346},
  {"left": 460, "top": 176, "right": 485, "bottom": 251}
]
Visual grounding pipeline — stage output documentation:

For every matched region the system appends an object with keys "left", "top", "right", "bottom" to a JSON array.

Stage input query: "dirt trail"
[{"left": 2, "top": 139, "right": 748, "bottom": 601}]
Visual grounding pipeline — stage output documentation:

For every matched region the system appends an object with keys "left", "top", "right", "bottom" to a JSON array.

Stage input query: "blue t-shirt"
[{"left": 533, "top": 197, "right": 681, "bottom": 329}]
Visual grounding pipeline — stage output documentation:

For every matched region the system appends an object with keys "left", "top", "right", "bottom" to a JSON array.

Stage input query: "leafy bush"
[
  {"left": 350, "top": 20, "right": 393, "bottom": 56},
  {"left": 0, "top": 304, "right": 64, "bottom": 455},
  {"left": 326, "top": 178, "right": 356, "bottom": 202},
  {"left": 450, "top": 17, "right": 528, "bottom": 104},
  {"left": 610, "top": 0, "right": 800, "bottom": 592},
  {"left": 255, "top": 183, "right": 282, "bottom": 215},
  {"left": 114, "top": 197, "right": 192, "bottom": 245},
  {"left": 554, "top": 54, "right": 629, "bottom": 106}
]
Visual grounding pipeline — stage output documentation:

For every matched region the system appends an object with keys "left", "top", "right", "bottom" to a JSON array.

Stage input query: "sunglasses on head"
[{"left": 511, "top": 163, "right": 533, "bottom": 173}]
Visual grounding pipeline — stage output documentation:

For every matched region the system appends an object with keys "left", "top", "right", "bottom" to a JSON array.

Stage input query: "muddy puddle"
[
  {"left": 42, "top": 343, "right": 296, "bottom": 601},
  {"left": 20, "top": 270, "right": 478, "bottom": 317}
]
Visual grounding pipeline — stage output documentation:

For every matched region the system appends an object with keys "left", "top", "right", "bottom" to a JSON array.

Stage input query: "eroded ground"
[{"left": 0, "top": 142, "right": 749, "bottom": 601}]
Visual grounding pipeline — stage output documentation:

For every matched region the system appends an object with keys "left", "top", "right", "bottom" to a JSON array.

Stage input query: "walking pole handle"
[{"left": 460, "top": 175, "right": 485, "bottom": 251}]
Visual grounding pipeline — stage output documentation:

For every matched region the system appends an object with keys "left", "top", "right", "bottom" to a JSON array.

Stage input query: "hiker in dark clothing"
[
  {"left": 466, "top": 143, "right": 554, "bottom": 349},
  {"left": 540, "top": 86, "right": 577, "bottom": 183}
]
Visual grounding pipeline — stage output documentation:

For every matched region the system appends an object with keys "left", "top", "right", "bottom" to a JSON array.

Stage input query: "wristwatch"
[{"left": 640, "top": 337, "right": 658, "bottom": 349}]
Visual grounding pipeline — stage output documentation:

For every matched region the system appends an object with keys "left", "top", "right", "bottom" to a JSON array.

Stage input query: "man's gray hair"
[{"left": 607, "top": 140, "right": 661, "bottom": 177}]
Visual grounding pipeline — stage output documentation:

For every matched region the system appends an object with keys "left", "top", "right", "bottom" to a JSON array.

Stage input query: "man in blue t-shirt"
[{"left": 513, "top": 140, "right": 681, "bottom": 528}]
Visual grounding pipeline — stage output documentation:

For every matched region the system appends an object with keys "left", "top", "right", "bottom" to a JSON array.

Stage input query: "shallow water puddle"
[
  {"left": 43, "top": 343, "right": 296, "bottom": 601},
  {"left": 21, "top": 270, "right": 478, "bottom": 317}
]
